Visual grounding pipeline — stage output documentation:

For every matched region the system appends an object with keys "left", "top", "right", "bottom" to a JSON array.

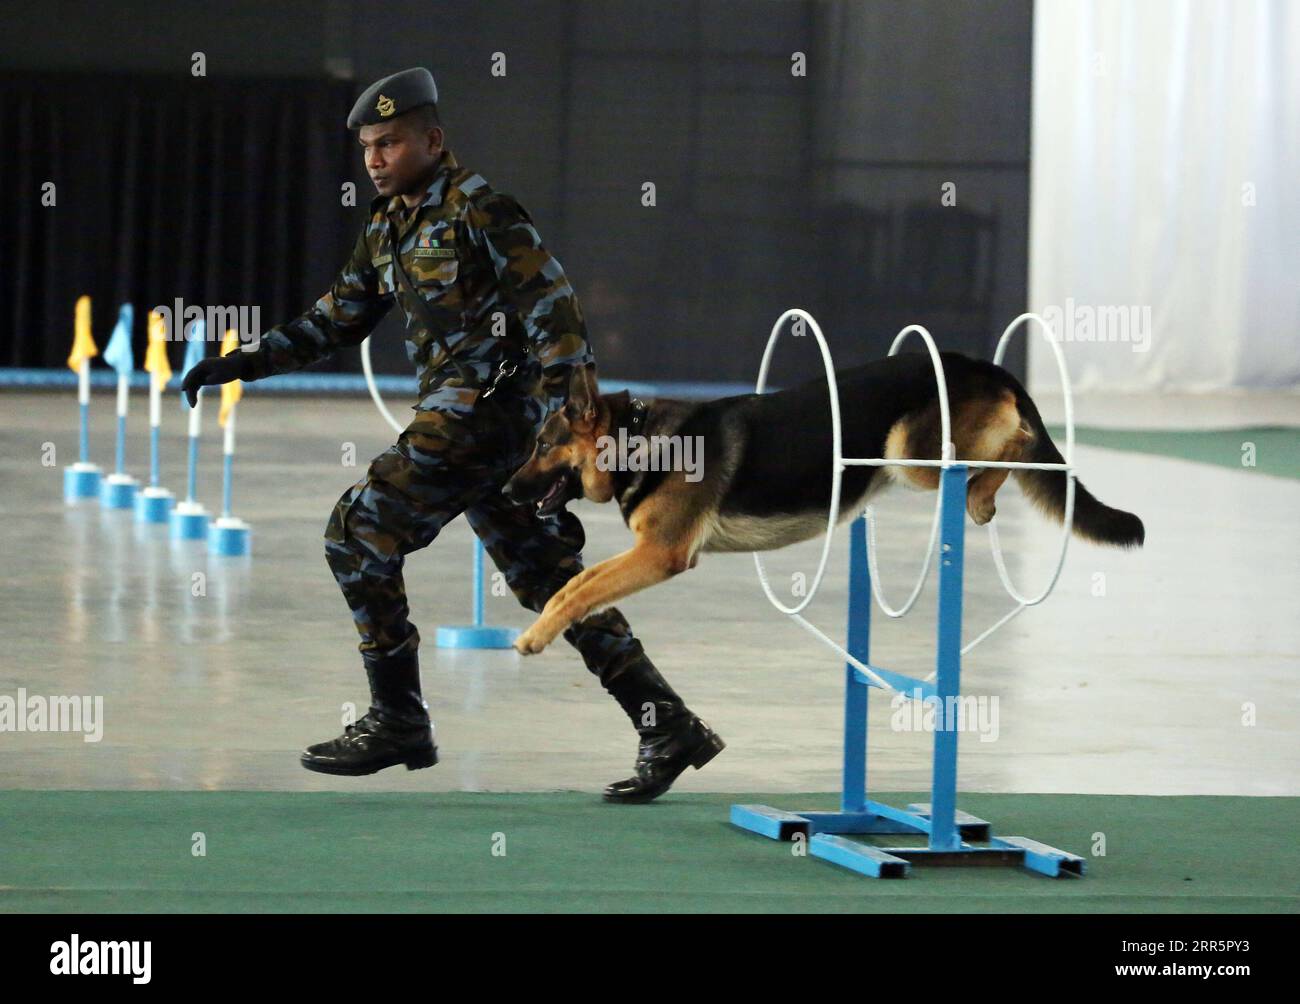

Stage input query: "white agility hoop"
[
  {"left": 752, "top": 308, "right": 843, "bottom": 617},
  {"left": 361, "top": 335, "right": 406, "bottom": 435},
  {"left": 861, "top": 324, "right": 952, "bottom": 618},
  {"left": 752, "top": 308, "right": 1080, "bottom": 689},
  {"left": 983, "top": 312, "right": 1076, "bottom": 608}
]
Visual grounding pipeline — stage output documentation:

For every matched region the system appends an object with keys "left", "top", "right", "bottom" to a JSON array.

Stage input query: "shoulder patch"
[{"left": 457, "top": 173, "right": 488, "bottom": 197}]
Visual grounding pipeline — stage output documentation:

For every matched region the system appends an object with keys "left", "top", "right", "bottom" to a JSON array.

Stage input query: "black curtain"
[{"left": 0, "top": 72, "right": 355, "bottom": 369}]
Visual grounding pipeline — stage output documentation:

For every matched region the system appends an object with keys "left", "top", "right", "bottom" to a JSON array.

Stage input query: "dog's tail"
[{"left": 1009, "top": 384, "right": 1145, "bottom": 549}]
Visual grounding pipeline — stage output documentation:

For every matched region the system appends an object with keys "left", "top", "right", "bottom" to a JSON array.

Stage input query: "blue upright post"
[
  {"left": 434, "top": 538, "right": 519, "bottom": 649},
  {"left": 929, "top": 464, "right": 967, "bottom": 852},
  {"left": 115, "top": 411, "right": 127, "bottom": 475},
  {"left": 150, "top": 425, "right": 161, "bottom": 487},
  {"left": 186, "top": 436, "right": 199, "bottom": 503},
  {"left": 842, "top": 517, "right": 871, "bottom": 813},
  {"left": 473, "top": 538, "right": 485, "bottom": 627},
  {"left": 221, "top": 453, "right": 233, "bottom": 518},
  {"left": 79, "top": 403, "right": 90, "bottom": 464}
]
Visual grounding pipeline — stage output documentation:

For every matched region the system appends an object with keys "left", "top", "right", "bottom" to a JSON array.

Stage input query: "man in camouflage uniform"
[{"left": 183, "top": 67, "right": 723, "bottom": 802}]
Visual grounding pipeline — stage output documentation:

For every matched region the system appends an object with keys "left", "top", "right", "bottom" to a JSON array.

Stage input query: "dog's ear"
[{"left": 564, "top": 362, "right": 599, "bottom": 425}]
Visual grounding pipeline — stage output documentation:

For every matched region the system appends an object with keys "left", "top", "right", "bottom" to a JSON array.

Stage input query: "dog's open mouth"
[{"left": 535, "top": 470, "right": 578, "bottom": 516}]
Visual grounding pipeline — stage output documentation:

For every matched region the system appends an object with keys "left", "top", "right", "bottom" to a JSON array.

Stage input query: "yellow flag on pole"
[
  {"left": 144, "top": 310, "right": 173, "bottom": 386},
  {"left": 219, "top": 329, "right": 244, "bottom": 427},
  {"left": 66, "top": 296, "right": 98, "bottom": 372}
]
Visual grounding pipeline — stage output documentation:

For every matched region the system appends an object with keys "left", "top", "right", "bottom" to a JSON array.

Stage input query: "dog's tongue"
[{"left": 536, "top": 476, "right": 567, "bottom": 514}]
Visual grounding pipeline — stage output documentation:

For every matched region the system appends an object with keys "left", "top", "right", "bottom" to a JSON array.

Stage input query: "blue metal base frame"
[
  {"left": 731, "top": 467, "right": 1086, "bottom": 881},
  {"left": 730, "top": 803, "right": 1085, "bottom": 879}
]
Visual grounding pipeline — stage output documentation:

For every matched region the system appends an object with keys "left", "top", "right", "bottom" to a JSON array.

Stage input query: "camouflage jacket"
[{"left": 244, "top": 148, "right": 593, "bottom": 410}]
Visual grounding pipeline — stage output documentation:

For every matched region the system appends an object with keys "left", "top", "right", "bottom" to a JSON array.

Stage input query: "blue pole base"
[
  {"left": 207, "top": 516, "right": 252, "bottom": 557},
  {"left": 169, "top": 501, "right": 209, "bottom": 541},
  {"left": 435, "top": 625, "right": 519, "bottom": 649},
  {"left": 134, "top": 486, "right": 175, "bottom": 524},
  {"left": 63, "top": 463, "right": 102, "bottom": 503},
  {"left": 99, "top": 472, "right": 139, "bottom": 509},
  {"left": 730, "top": 802, "right": 1086, "bottom": 879}
]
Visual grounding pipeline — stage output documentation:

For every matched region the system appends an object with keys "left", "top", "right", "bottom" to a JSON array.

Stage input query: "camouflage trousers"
[{"left": 323, "top": 385, "right": 649, "bottom": 685}]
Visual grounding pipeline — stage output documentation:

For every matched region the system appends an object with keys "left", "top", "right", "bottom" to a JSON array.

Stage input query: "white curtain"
[{"left": 1029, "top": 0, "right": 1300, "bottom": 392}]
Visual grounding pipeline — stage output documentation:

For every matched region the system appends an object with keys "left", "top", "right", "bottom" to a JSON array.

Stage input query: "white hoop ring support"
[
  {"left": 361, "top": 335, "right": 406, "bottom": 436},
  {"left": 751, "top": 309, "right": 843, "bottom": 616},
  {"left": 863, "top": 325, "right": 954, "bottom": 618},
  {"left": 985, "top": 312, "right": 1077, "bottom": 608}
]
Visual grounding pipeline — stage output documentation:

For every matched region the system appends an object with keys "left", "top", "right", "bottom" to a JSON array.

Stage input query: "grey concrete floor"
[{"left": 2, "top": 390, "right": 1297, "bottom": 797}]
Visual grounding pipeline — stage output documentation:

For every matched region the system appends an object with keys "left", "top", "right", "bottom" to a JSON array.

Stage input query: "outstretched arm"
[{"left": 244, "top": 225, "right": 393, "bottom": 379}]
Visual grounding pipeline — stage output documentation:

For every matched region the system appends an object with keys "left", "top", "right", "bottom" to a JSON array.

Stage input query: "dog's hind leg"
[{"left": 961, "top": 396, "right": 1031, "bottom": 525}]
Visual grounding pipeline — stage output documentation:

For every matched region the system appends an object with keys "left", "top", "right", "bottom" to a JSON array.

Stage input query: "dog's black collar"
[
  {"left": 610, "top": 397, "right": 649, "bottom": 510},
  {"left": 627, "top": 397, "right": 648, "bottom": 437}
]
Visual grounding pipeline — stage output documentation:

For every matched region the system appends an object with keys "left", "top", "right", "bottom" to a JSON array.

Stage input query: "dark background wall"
[{"left": 0, "top": 0, "right": 1031, "bottom": 386}]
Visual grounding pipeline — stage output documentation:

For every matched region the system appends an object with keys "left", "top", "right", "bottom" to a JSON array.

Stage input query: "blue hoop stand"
[
  {"left": 436, "top": 539, "right": 518, "bottom": 649},
  {"left": 732, "top": 482, "right": 1085, "bottom": 879}
]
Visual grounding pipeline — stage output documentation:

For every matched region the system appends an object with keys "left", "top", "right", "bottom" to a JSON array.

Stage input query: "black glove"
[{"left": 182, "top": 353, "right": 253, "bottom": 408}]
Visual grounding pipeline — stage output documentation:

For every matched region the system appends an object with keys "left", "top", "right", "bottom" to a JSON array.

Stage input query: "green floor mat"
[
  {"left": 1, "top": 791, "right": 1295, "bottom": 913},
  {"left": 1049, "top": 425, "right": 1299, "bottom": 479}
]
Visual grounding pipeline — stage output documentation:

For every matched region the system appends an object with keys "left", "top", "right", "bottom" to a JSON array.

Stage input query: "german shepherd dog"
[{"left": 502, "top": 355, "right": 1144, "bottom": 655}]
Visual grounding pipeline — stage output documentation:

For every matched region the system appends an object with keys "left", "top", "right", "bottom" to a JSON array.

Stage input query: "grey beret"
[{"left": 347, "top": 67, "right": 438, "bottom": 129}]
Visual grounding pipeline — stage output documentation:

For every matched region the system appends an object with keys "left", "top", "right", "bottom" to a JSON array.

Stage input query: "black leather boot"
[
  {"left": 300, "top": 649, "right": 438, "bottom": 776},
  {"left": 601, "top": 659, "right": 725, "bottom": 804}
]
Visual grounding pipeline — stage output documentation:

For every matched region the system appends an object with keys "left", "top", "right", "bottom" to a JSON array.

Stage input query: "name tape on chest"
[{"left": 372, "top": 248, "right": 457, "bottom": 270}]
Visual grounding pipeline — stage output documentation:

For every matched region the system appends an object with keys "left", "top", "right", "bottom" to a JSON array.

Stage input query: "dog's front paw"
[
  {"left": 513, "top": 622, "right": 555, "bottom": 656},
  {"left": 512, "top": 598, "right": 577, "bottom": 655}
]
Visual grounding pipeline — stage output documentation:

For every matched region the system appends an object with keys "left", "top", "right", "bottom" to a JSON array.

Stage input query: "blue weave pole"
[
  {"left": 114, "top": 412, "right": 126, "bottom": 475},
  {"left": 149, "top": 425, "right": 160, "bottom": 487},
  {"left": 186, "top": 434, "right": 198, "bottom": 503},
  {"left": 206, "top": 407, "right": 251, "bottom": 557},
  {"left": 99, "top": 373, "right": 139, "bottom": 508},
  {"left": 169, "top": 395, "right": 208, "bottom": 540},
  {"left": 64, "top": 397, "right": 103, "bottom": 503},
  {"left": 134, "top": 381, "right": 175, "bottom": 524},
  {"left": 732, "top": 465, "right": 1087, "bottom": 879},
  {"left": 221, "top": 452, "right": 233, "bottom": 518},
  {"left": 79, "top": 402, "right": 90, "bottom": 464}
]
